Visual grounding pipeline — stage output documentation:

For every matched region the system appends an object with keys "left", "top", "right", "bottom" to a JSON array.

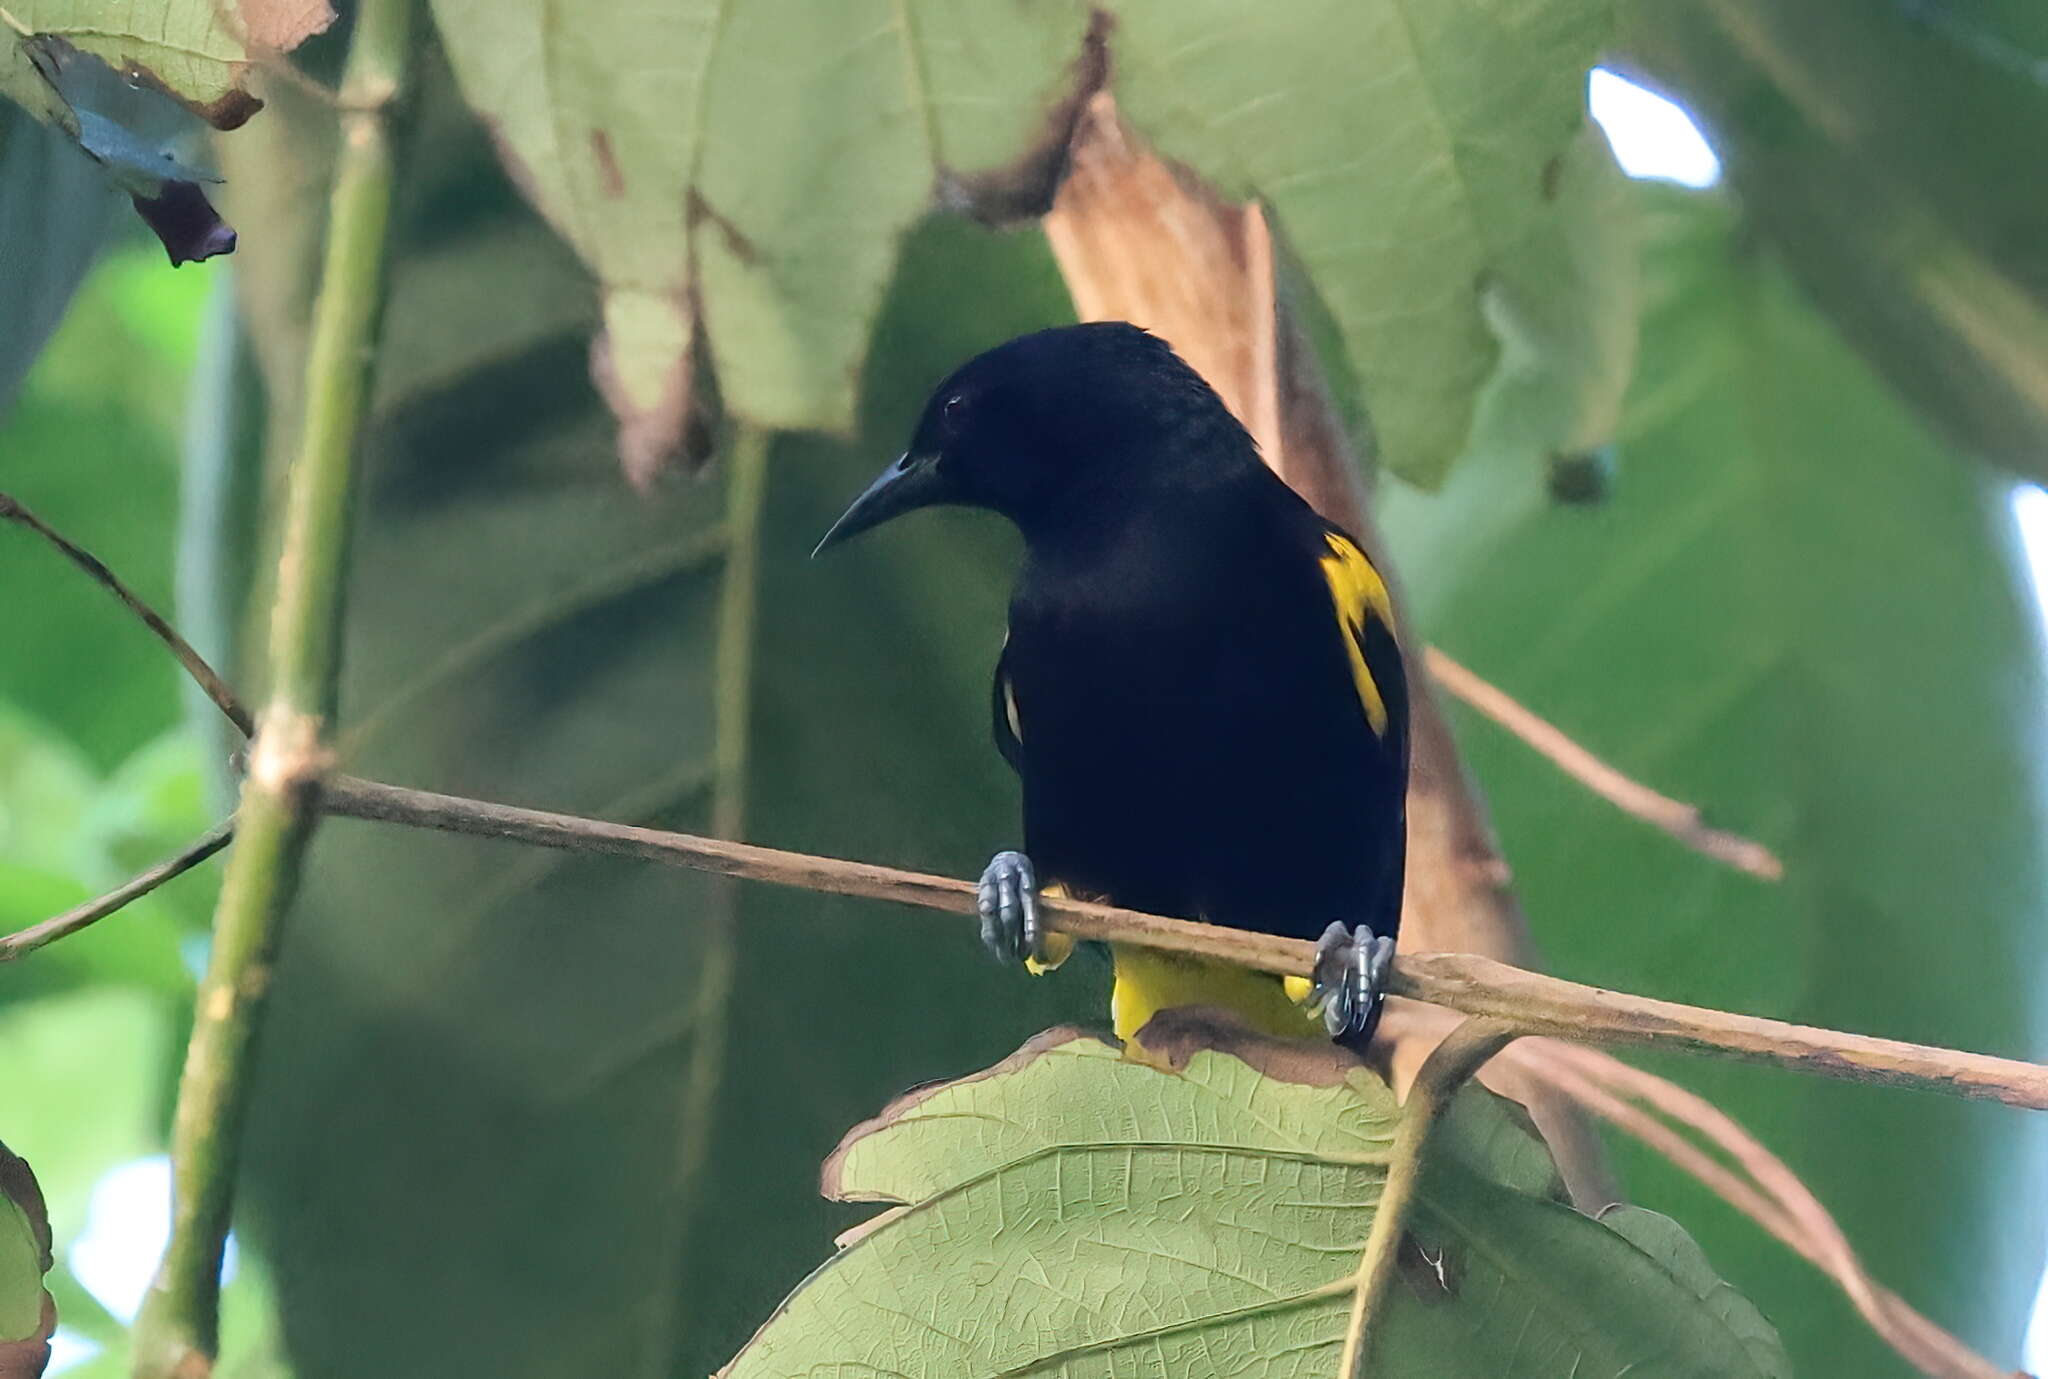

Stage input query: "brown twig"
[
  {"left": 315, "top": 772, "right": 2048, "bottom": 1110},
  {"left": 0, "top": 493, "right": 254, "bottom": 737},
  {"left": 1426, "top": 646, "right": 1785, "bottom": 881},
  {"left": 1520, "top": 1042, "right": 2008, "bottom": 1379},
  {"left": 0, "top": 820, "right": 236, "bottom": 962},
  {"left": 1373, "top": 1002, "right": 2007, "bottom": 1379},
  {"left": 1338, "top": 1018, "right": 1517, "bottom": 1378}
]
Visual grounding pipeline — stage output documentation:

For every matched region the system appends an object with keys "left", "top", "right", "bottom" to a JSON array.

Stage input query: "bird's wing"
[
  {"left": 1317, "top": 529, "right": 1410, "bottom": 764},
  {"left": 990, "top": 635, "right": 1025, "bottom": 773}
]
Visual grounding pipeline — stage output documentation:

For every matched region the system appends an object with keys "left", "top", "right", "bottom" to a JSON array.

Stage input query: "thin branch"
[
  {"left": 315, "top": 772, "right": 2048, "bottom": 1110},
  {"left": 1338, "top": 1018, "right": 1516, "bottom": 1378},
  {"left": 0, "top": 493, "right": 252, "bottom": 737},
  {"left": 131, "top": 0, "right": 416, "bottom": 1373},
  {"left": 1375, "top": 1001, "right": 2007, "bottom": 1379},
  {"left": 1518, "top": 1041, "right": 2008, "bottom": 1379},
  {"left": 1425, "top": 647, "right": 1785, "bottom": 881},
  {"left": 0, "top": 821, "right": 235, "bottom": 962},
  {"left": 0, "top": 502, "right": 246, "bottom": 957}
]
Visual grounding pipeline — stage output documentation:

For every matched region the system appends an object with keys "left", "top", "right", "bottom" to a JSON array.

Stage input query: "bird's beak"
[{"left": 812, "top": 451, "right": 948, "bottom": 557}]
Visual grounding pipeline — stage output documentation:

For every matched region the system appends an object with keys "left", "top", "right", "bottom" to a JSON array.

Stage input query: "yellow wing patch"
[{"left": 1319, "top": 532, "right": 1395, "bottom": 736}]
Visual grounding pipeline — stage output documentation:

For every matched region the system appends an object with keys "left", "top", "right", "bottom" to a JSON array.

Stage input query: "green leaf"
[
  {"left": 429, "top": 0, "right": 1099, "bottom": 454},
  {"left": 1619, "top": 0, "right": 2048, "bottom": 483},
  {"left": 0, "top": 1159, "right": 45, "bottom": 1344},
  {"left": 0, "top": 4, "right": 330, "bottom": 264},
  {"left": 1599, "top": 1207, "right": 1788, "bottom": 1379},
  {"left": 0, "top": 1141, "right": 52, "bottom": 1377},
  {"left": 1466, "top": 121, "right": 1640, "bottom": 473},
  {"left": 431, "top": 0, "right": 1621, "bottom": 484},
  {"left": 1111, "top": 0, "right": 1619, "bottom": 485},
  {"left": 0, "top": 104, "right": 114, "bottom": 415},
  {"left": 0, "top": 0, "right": 333, "bottom": 131},
  {"left": 723, "top": 1022, "right": 1787, "bottom": 1379},
  {"left": 1382, "top": 185, "right": 2048, "bottom": 1374}
]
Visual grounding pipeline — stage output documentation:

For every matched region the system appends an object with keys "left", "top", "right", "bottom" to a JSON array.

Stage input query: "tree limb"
[
  {"left": 1426, "top": 646, "right": 1784, "bottom": 880},
  {"left": 1339, "top": 1018, "right": 1517, "bottom": 1378},
  {"left": 314, "top": 771, "right": 2048, "bottom": 1111}
]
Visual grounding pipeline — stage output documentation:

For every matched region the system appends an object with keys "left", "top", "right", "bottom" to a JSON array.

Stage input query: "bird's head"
[{"left": 813, "top": 322, "right": 1251, "bottom": 556}]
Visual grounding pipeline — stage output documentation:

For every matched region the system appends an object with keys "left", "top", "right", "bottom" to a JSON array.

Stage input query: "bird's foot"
[
  {"left": 1306, "top": 921, "right": 1395, "bottom": 1046},
  {"left": 978, "top": 850, "right": 1057, "bottom": 969}
]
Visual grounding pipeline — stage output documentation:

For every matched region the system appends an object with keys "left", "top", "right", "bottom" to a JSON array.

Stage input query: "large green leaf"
[
  {"left": 724, "top": 1023, "right": 1786, "bottom": 1379},
  {"left": 431, "top": 0, "right": 1624, "bottom": 484},
  {"left": 1111, "top": 0, "right": 1618, "bottom": 485},
  {"left": 1618, "top": 0, "right": 2048, "bottom": 482},
  {"left": 429, "top": 0, "right": 1098, "bottom": 456},
  {"left": 211, "top": 60, "right": 1100, "bottom": 1379},
  {"left": 1464, "top": 121, "right": 1640, "bottom": 477},
  {"left": 0, "top": 104, "right": 113, "bottom": 415},
  {"left": 0, "top": 0, "right": 332, "bottom": 268},
  {"left": 1382, "top": 185, "right": 2048, "bottom": 1375}
]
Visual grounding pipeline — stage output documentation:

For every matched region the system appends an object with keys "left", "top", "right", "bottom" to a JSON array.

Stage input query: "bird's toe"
[
  {"left": 977, "top": 849, "right": 1039, "bottom": 966},
  {"left": 1307, "top": 920, "right": 1393, "bottom": 1046}
]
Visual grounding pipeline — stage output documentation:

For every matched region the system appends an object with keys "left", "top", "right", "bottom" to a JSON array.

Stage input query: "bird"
[{"left": 814, "top": 322, "right": 1409, "bottom": 1049}]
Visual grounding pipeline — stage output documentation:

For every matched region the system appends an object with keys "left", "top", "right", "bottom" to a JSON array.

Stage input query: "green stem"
[
  {"left": 131, "top": 4, "right": 416, "bottom": 1375},
  {"left": 646, "top": 427, "right": 770, "bottom": 1374},
  {"left": 1336, "top": 1018, "right": 1515, "bottom": 1379},
  {"left": 711, "top": 427, "right": 769, "bottom": 841}
]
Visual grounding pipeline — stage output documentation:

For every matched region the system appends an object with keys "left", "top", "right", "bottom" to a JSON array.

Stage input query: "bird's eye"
[{"left": 941, "top": 394, "right": 967, "bottom": 424}]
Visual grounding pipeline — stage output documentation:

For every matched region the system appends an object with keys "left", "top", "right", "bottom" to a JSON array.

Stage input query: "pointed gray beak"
[{"left": 812, "top": 452, "right": 947, "bottom": 557}]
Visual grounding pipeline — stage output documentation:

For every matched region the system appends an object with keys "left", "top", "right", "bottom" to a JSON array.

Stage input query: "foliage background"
[{"left": 1, "top": 4, "right": 2047, "bottom": 1379}]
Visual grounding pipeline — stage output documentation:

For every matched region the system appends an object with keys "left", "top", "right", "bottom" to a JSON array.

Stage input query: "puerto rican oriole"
[{"left": 816, "top": 323, "right": 1409, "bottom": 1048}]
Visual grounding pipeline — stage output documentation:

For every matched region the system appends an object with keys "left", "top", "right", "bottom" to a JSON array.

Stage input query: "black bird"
[{"left": 816, "top": 323, "right": 1409, "bottom": 1048}]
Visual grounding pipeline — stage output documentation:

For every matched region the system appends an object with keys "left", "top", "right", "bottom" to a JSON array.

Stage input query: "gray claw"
[
  {"left": 977, "top": 850, "right": 1041, "bottom": 966},
  {"left": 1308, "top": 921, "right": 1394, "bottom": 1041}
]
